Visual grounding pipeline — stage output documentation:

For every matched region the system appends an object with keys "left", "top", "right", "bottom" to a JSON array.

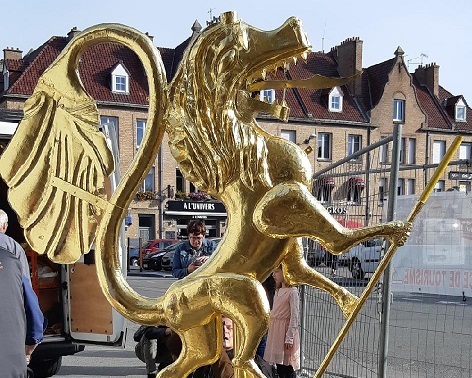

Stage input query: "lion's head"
[{"left": 167, "top": 11, "right": 311, "bottom": 195}]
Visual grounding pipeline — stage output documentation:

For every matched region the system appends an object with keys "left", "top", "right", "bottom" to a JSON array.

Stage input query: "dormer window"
[
  {"left": 455, "top": 99, "right": 467, "bottom": 122},
  {"left": 260, "top": 89, "right": 275, "bottom": 104},
  {"left": 329, "top": 87, "right": 343, "bottom": 112},
  {"left": 111, "top": 63, "right": 129, "bottom": 94}
]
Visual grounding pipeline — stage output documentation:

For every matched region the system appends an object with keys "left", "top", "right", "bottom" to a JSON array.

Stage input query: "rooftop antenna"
[
  {"left": 207, "top": 7, "right": 219, "bottom": 26},
  {"left": 208, "top": 8, "right": 215, "bottom": 21},
  {"left": 321, "top": 20, "right": 327, "bottom": 52},
  {"left": 407, "top": 53, "right": 428, "bottom": 70}
]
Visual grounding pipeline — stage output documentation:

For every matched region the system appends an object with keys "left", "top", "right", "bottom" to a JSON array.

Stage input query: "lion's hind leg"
[
  {"left": 283, "top": 239, "right": 358, "bottom": 318},
  {"left": 209, "top": 274, "right": 269, "bottom": 378},
  {"left": 157, "top": 318, "right": 220, "bottom": 378},
  {"left": 159, "top": 274, "right": 270, "bottom": 378}
]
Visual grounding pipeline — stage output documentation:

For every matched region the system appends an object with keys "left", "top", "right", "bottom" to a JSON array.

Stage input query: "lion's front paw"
[
  {"left": 390, "top": 221, "right": 412, "bottom": 247},
  {"left": 335, "top": 288, "right": 359, "bottom": 318},
  {"left": 233, "top": 359, "right": 265, "bottom": 378}
]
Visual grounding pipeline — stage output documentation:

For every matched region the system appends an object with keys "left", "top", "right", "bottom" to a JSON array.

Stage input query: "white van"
[
  {"left": 347, "top": 238, "right": 385, "bottom": 279},
  {"left": 0, "top": 121, "right": 127, "bottom": 377}
]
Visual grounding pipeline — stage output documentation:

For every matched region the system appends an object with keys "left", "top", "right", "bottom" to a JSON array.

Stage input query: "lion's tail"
[{"left": 68, "top": 24, "right": 169, "bottom": 324}]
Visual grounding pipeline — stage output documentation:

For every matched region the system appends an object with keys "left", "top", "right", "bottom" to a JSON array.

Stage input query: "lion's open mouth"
[
  {"left": 241, "top": 49, "right": 360, "bottom": 122},
  {"left": 238, "top": 47, "right": 310, "bottom": 122}
]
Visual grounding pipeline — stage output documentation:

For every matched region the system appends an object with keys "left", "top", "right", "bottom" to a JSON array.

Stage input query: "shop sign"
[
  {"left": 449, "top": 171, "right": 472, "bottom": 180},
  {"left": 166, "top": 200, "right": 226, "bottom": 214},
  {"left": 326, "top": 206, "right": 348, "bottom": 215}
]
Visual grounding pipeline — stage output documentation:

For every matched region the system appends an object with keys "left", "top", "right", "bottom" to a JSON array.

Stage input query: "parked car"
[
  {"left": 129, "top": 238, "right": 177, "bottom": 267},
  {"left": 348, "top": 238, "right": 385, "bottom": 279},
  {"left": 143, "top": 240, "right": 182, "bottom": 271},
  {"left": 161, "top": 238, "right": 222, "bottom": 272},
  {"left": 161, "top": 249, "right": 177, "bottom": 271}
]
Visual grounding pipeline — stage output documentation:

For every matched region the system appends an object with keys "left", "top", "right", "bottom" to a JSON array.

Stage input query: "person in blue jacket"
[
  {"left": 172, "top": 220, "right": 217, "bottom": 279},
  {"left": 0, "top": 209, "right": 44, "bottom": 377}
]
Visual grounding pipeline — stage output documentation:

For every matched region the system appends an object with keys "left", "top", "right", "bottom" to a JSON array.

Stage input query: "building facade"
[{"left": 1, "top": 22, "right": 471, "bottom": 243}]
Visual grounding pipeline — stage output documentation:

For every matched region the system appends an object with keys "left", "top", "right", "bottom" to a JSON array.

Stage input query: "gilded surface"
[{"left": 2, "top": 11, "right": 456, "bottom": 378}]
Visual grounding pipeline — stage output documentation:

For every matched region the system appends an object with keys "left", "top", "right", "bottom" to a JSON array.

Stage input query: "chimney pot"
[{"left": 67, "top": 27, "right": 81, "bottom": 42}]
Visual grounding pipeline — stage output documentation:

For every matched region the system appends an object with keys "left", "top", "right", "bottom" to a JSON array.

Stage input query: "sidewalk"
[{"left": 127, "top": 267, "right": 174, "bottom": 279}]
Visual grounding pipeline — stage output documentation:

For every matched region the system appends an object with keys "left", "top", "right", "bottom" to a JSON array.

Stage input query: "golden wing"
[{"left": 0, "top": 65, "right": 114, "bottom": 263}]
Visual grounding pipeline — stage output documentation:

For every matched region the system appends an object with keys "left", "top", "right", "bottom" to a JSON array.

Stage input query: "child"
[{"left": 263, "top": 265, "right": 300, "bottom": 378}]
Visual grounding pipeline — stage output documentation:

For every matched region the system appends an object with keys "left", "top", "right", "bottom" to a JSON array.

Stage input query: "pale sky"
[{"left": 2, "top": 0, "right": 471, "bottom": 102}]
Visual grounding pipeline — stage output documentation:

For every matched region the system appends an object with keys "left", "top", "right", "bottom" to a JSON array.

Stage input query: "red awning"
[
  {"left": 337, "top": 219, "right": 363, "bottom": 229},
  {"left": 349, "top": 177, "right": 365, "bottom": 187}
]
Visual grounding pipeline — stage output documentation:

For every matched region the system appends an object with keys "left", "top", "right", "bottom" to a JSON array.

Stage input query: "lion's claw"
[
  {"left": 390, "top": 221, "right": 412, "bottom": 247},
  {"left": 335, "top": 288, "right": 359, "bottom": 318}
]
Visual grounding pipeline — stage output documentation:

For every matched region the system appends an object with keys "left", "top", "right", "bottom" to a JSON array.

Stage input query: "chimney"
[
  {"left": 415, "top": 63, "right": 439, "bottom": 98},
  {"left": 331, "top": 37, "right": 363, "bottom": 97},
  {"left": 67, "top": 27, "right": 81, "bottom": 42},
  {"left": 3, "top": 47, "right": 23, "bottom": 61}
]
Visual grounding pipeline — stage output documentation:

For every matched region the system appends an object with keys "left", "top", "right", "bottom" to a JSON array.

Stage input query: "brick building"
[{"left": 1, "top": 21, "right": 471, "bottom": 243}]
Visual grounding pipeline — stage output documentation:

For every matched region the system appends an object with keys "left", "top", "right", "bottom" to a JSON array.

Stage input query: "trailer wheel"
[
  {"left": 350, "top": 258, "right": 365, "bottom": 279},
  {"left": 30, "top": 356, "right": 62, "bottom": 377}
]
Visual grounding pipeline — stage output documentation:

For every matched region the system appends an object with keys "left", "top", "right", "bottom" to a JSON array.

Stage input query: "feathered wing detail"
[{"left": 0, "top": 80, "right": 114, "bottom": 263}]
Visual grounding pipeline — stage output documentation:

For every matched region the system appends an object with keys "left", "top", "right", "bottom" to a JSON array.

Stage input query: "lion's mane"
[{"left": 167, "top": 20, "right": 272, "bottom": 196}]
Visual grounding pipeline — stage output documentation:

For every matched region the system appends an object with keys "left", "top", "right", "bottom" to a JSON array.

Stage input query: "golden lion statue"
[{"left": 0, "top": 11, "right": 412, "bottom": 378}]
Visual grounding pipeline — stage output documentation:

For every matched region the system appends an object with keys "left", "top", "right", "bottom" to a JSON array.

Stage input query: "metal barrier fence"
[{"left": 298, "top": 132, "right": 472, "bottom": 377}]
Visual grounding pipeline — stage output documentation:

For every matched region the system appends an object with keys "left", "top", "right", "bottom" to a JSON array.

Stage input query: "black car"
[
  {"left": 160, "top": 249, "right": 177, "bottom": 271},
  {"left": 142, "top": 241, "right": 182, "bottom": 271}
]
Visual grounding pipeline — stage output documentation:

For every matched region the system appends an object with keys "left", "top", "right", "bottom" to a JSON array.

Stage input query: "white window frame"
[
  {"left": 347, "top": 181, "right": 363, "bottom": 204},
  {"left": 399, "top": 137, "right": 406, "bottom": 164},
  {"left": 397, "top": 178, "right": 405, "bottom": 195},
  {"left": 434, "top": 180, "right": 445, "bottom": 192},
  {"left": 407, "top": 179, "right": 415, "bottom": 195},
  {"left": 136, "top": 119, "right": 146, "bottom": 149},
  {"left": 432, "top": 140, "right": 446, "bottom": 164},
  {"left": 100, "top": 116, "right": 119, "bottom": 141},
  {"left": 379, "top": 178, "right": 387, "bottom": 202},
  {"left": 260, "top": 89, "right": 275, "bottom": 104},
  {"left": 111, "top": 64, "right": 129, "bottom": 94},
  {"left": 393, "top": 99, "right": 405, "bottom": 122},
  {"left": 315, "top": 183, "right": 334, "bottom": 203},
  {"left": 317, "top": 133, "right": 332, "bottom": 160},
  {"left": 176, "top": 168, "right": 185, "bottom": 193},
  {"left": 455, "top": 99, "right": 467, "bottom": 122},
  {"left": 459, "top": 142, "right": 471, "bottom": 160},
  {"left": 407, "top": 138, "right": 416, "bottom": 164},
  {"left": 379, "top": 137, "right": 389, "bottom": 164},
  {"left": 328, "top": 86, "right": 343, "bottom": 112},
  {"left": 280, "top": 129, "right": 296, "bottom": 143},
  {"left": 348, "top": 134, "right": 362, "bottom": 157},
  {"left": 141, "top": 167, "right": 155, "bottom": 192}
]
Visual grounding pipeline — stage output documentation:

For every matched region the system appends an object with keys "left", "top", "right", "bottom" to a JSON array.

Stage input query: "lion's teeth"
[
  {"left": 283, "top": 61, "right": 290, "bottom": 71},
  {"left": 292, "top": 56, "right": 298, "bottom": 65},
  {"left": 301, "top": 51, "right": 308, "bottom": 62},
  {"left": 261, "top": 70, "right": 267, "bottom": 80}
]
